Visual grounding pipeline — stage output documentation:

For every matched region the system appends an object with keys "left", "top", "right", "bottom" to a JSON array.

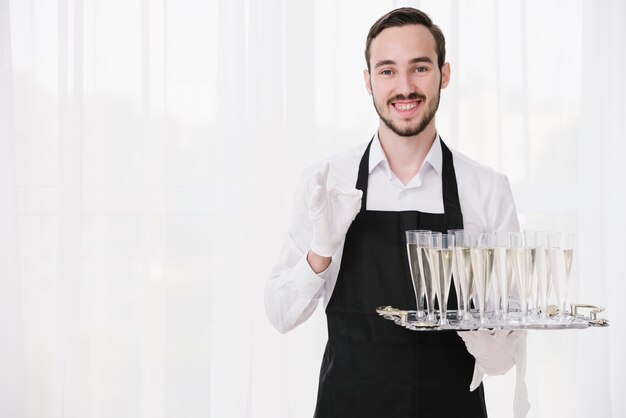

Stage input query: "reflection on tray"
[{"left": 376, "top": 305, "right": 609, "bottom": 331}]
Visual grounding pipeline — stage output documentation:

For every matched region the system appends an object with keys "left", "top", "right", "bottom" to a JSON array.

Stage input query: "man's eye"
[
  {"left": 381, "top": 69, "right": 393, "bottom": 76},
  {"left": 415, "top": 66, "right": 427, "bottom": 73}
]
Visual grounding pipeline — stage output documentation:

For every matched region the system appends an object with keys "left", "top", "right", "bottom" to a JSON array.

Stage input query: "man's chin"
[{"left": 384, "top": 121, "right": 425, "bottom": 138}]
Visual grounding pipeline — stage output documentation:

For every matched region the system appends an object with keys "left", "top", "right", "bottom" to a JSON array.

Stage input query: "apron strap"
[
  {"left": 355, "top": 137, "right": 374, "bottom": 212},
  {"left": 440, "top": 139, "right": 464, "bottom": 229}
]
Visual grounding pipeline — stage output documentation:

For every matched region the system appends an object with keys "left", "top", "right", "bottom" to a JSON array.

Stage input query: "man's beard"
[{"left": 372, "top": 89, "right": 441, "bottom": 137}]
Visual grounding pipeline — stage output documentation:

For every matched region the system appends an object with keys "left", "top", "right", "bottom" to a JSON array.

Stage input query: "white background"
[{"left": 0, "top": 0, "right": 624, "bottom": 417}]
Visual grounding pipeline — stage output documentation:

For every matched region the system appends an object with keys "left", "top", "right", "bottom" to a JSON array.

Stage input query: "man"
[{"left": 265, "top": 7, "right": 528, "bottom": 418}]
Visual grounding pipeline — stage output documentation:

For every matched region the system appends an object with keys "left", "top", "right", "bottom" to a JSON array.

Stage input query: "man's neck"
[{"left": 377, "top": 122, "right": 437, "bottom": 186}]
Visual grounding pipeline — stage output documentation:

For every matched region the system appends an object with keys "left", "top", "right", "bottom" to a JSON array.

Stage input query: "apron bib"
[{"left": 313, "top": 138, "right": 487, "bottom": 418}]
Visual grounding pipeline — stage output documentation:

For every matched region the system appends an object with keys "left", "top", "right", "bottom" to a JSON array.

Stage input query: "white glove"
[
  {"left": 309, "top": 162, "right": 362, "bottom": 257},
  {"left": 458, "top": 329, "right": 524, "bottom": 388}
]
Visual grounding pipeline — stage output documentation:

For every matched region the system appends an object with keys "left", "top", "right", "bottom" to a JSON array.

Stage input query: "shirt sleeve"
[
  {"left": 264, "top": 167, "right": 330, "bottom": 333},
  {"left": 489, "top": 173, "right": 520, "bottom": 234}
]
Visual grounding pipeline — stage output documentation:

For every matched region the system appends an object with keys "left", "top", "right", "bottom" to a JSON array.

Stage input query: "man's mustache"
[{"left": 387, "top": 92, "right": 426, "bottom": 105}]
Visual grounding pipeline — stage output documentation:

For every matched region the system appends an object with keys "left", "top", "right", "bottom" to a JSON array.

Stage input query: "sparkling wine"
[
  {"left": 471, "top": 248, "right": 495, "bottom": 322},
  {"left": 564, "top": 249, "right": 574, "bottom": 277},
  {"left": 421, "top": 247, "right": 436, "bottom": 320},
  {"left": 485, "top": 248, "right": 495, "bottom": 287},
  {"left": 450, "top": 247, "right": 463, "bottom": 313},
  {"left": 550, "top": 248, "right": 574, "bottom": 315},
  {"left": 435, "top": 248, "right": 453, "bottom": 305},
  {"left": 535, "top": 246, "right": 549, "bottom": 318},
  {"left": 529, "top": 247, "right": 538, "bottom": 313},
  {"left": 455, "top": 247, "right": 474, "bottom": 320},
  {"left": 434, "top": 247, "right": 453, "bottom": 325},
  {"left": 495, "top": 247, "right": 509, "bottom": 316},
  {"left": 406, "top": 243, "right": 424, "bottom": 312},
  {"left": 508, "top": 247, "right": 530, "bottom": 317},
  {"left": 460, "top": 248, "right": 474, "bottom": 300}
]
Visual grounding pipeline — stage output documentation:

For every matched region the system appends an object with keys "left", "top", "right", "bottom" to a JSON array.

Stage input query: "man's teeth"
[{"left": 395, "top": 102, "right": 417, "bottom": 111}]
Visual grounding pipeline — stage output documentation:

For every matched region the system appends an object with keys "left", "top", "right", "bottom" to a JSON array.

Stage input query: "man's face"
[{"left": 364, "top": 24, "right": 450, "bottom": 138}]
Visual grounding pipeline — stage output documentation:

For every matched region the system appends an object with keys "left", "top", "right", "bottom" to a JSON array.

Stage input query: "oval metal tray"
[{"left": 376, "top": 305, "right": 609, "bottom": 331}]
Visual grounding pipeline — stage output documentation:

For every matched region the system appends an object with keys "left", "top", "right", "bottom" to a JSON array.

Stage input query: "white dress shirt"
[{"left": 265, "top": 134, "right": 520, "bottom": 334}]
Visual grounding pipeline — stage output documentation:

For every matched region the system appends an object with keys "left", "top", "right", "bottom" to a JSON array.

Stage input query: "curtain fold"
[
  {"left": 579, "top": 1, "right": 626, "bottom": 417},
  {"left": 0, "top": 0, "right": 25, "bottom": 415}
]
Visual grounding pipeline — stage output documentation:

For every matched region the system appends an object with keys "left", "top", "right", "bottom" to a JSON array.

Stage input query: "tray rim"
[{"left": 376, "top": 306, "right": 608, "bottom": 331}]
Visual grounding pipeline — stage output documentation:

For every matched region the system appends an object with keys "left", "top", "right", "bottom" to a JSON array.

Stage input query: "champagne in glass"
[
  {"left": 432, "top": 234, "right": 455, "bottom": 325},
  {"left": 406, "top": 230, "right": 431, "bottom": 317},
  {"left": 490, "top": 250, "right": 502, "bottom": 320},
  {"left": 549, "top": 232, "right": 575, "bottom": 320},
  {"left": 448, "top": 229, "right": 464, "bottom": 318},
  {"left": 524, "top": 231, "right": 539, "bottom": 318},
  {"left": 470, "top": 233, "right": 495, "bottom": 326},
  {"left": 534, "top": 231, "right": 550, "bottom": 323},
  {"left": 509, "top": 232, "right": 530, "bottom": 323},
  {"left": 422, "top": 232, "right": 440, "bottom": 322},
  {"left": 453, "top": 231, "right": 474, "bottom": 322},
  {"left": 495, "top": 231, "right": 513, "bottom": 320}
]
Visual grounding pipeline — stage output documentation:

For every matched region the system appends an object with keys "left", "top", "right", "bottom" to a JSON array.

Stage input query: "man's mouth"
[
  {"left": 394, "top": 102, "right": 418, "bottom": 111},
  {"left": 391, "top": 100, "right": 421, "bottom": 116}
]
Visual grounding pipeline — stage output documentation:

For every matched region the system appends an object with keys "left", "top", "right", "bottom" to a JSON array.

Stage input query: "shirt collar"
[{"left": 369, "top": 132, "right": 443, "bottom": 177}]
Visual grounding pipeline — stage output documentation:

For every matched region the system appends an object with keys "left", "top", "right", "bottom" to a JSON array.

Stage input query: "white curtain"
[{"left": 1, "top": 0, "right": 624, "bottom": 417}]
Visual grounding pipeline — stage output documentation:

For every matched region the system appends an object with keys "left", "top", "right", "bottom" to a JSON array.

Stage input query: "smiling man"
[
  {"left": 266, "top": 7, "right": 527, "bottom": 418},
  {"left": 367, "top": 24, "right": 446, "bottom": 139}
]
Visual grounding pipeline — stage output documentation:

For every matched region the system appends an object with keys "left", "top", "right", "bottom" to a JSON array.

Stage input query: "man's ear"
[
  {"left": 440, "top": 62, "right": 451, "bottom": 89},
  {"left": 364, "top": 69, "right": 372, "bottom": 95}
]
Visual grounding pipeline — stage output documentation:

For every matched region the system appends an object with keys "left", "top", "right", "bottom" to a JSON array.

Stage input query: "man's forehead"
[{"left": 369, "top": 24, "right": 438, "bottom": 61}]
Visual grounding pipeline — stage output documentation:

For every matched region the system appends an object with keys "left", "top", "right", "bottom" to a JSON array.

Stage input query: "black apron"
[{"left": 313, "top": 138, "right": 487, "bottom": 418}]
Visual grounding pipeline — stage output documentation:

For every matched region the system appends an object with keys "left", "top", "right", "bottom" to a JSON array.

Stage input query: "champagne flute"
[
  {"left": 453, "top": 230, "right": 474, "bottom": 322},
  {"left": 495, "top": 231, "right": 514, "bottom": 321},
  {"left": 433, "top": 234, "right": 455, "bottom": 325},
  {"left": 549, "top": 232, "right": 575, "bottom": 321},
  {"left": 423, "top": 232, "right": 440, "bottom": 322},
  {"left": 534, "top": 231, "right": 550, "bottom": 322},
  {"left": 405, "top": 230, "right": 431, "bottom": 317},
  {"left": 470, "top": 232, "right": 495, "bottom": 326},
  {"left": 447, "top": 229, "right": 464, "bottom": 318},
  {"left": 524, "top": 230, "right": 539, "bottom": 319},
  {"left": 510, "top": 232, "right": 531, "bottom": 323}
]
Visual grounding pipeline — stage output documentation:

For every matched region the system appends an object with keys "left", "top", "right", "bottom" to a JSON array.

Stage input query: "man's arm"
[
  {"left": 264, "top": 163, "right": 361, "bottom": 333},
  {"left": 264, "top": 167, "right": 329, "bottom": 334}
]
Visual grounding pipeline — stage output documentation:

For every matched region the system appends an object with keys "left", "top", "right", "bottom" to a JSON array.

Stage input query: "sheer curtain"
[{"left": 1, "top": 0, "right": 624, "bottom": 417}]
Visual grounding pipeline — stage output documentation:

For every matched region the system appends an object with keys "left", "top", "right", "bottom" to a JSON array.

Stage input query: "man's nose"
[{"left": 395, "top": 72, "right": 416, "bottom": 96}]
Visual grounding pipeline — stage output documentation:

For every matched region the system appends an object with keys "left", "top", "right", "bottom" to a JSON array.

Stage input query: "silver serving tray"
[{"left": 376, "top": 304, "right": 609, "bottom": 331}]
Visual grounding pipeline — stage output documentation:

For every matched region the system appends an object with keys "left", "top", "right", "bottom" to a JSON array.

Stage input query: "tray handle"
[{"left": 570, "top": 303, "right": 609, "bottom": 326}]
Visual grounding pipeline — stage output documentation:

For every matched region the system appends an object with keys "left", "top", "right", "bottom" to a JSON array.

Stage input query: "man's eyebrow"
[
  {"left": 374, "top": 60, "right": 396, "bottom": 69},
  {"left": 374, "top": 57, "right": 434, "bottom": 69},
  {"left": 409, "top": 57, "right": 433, "bottom": 65}
]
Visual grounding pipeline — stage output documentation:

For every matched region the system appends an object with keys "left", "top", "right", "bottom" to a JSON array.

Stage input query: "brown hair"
[{"left": 365, "top": 7, "right": 446, "bottom": 71}]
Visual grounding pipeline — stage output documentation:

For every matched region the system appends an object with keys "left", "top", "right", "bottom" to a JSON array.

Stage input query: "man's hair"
[{"left": 365, "top": 7, "right": 446, "bottom": 71}]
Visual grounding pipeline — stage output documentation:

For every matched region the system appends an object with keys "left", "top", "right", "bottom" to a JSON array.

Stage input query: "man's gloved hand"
[
  {"left": 309, "top": 162, "right": 362, "bottom": 257},
  {"left": 458, "top": 329, "right": 524, "bottom": 389}
]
